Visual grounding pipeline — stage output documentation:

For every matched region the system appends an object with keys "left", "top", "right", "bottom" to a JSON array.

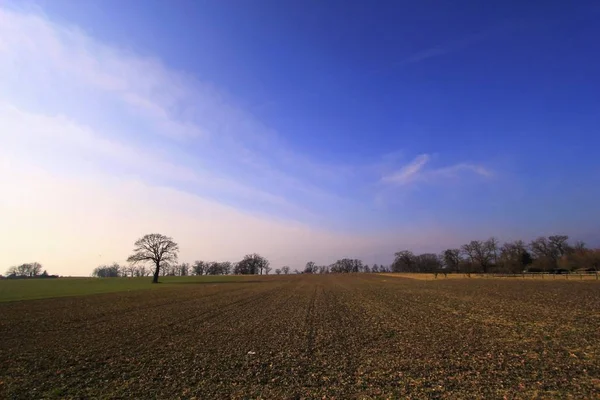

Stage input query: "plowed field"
[{"left": 1, "top": 275, "right": 599, "bottom": 399}]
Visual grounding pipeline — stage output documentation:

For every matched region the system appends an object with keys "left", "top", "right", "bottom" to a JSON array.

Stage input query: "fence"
[{"left": 485, "top": 272, "right": 599, "bottom": 280}]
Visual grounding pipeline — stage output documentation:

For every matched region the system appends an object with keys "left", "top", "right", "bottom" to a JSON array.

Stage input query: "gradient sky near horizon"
[{"left": 2, "top": 1, "right": 600, "bottom": 275}]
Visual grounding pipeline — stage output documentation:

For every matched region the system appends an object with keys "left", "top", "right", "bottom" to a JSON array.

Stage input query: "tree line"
[
  {"left": 90, "top": 233, "right": 599, "bottom": 283},
  {"left": 2, "top": 262, "right": 57, "bottom": 279},
  {"left": 393, "top": 235, "right": 600, "bottom": 275},
  {"left": 93, "top": 233, "right": 283, "bottom": 283},
  {"left": 301, "top": 259, "right": 391, "bottom": 274},
  {"left": 93, "top": 255, "right": 281, "bottom": 279}
]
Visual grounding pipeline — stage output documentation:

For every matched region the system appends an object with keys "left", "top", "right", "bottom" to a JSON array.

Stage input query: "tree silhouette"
[{"left": 127, "top": 233, "right": 179, "bottom": 283}]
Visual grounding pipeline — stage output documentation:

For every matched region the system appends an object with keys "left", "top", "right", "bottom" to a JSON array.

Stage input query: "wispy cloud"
[
  {"left": 381, "top": 154, "right": 430, "bottom": 185},
  {"left": 381, "top": 154, "right": 492, "bottom": 186},
  {"left": 431, "top": 163, "right": 493, "bottom": 179},
  {"left": 394, "top": 32, "right": 489, "bottom": 67},
  {"left": 383, "top": 21, "right": 517, "bottom": 70},
  {"left": 0, "top": 6, "right": 353, "bottom": 222}
]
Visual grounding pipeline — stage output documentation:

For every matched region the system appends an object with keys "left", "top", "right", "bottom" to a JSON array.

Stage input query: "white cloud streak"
[
  {"left": 381, "top": 154, "right": 430, "bottom": 185},
  {"left": 381, "top": 154, "right": 492, "bottom": 186}
]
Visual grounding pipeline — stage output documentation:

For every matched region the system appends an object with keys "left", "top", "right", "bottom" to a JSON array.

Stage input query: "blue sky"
[{"left": 1, "top": 1, "right": 599, "bottom": 274}]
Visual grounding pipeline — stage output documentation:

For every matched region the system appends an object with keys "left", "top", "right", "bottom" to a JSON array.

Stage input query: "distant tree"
[
  {"left": 177, "top": 263, "right": 190, "bottom": 276},
  {"left": 235, "top": 254, "right": 269, "bottom": 275},
  {"left": 220, "top": 261, "right": 232, "bottom": 275},
  {"left": 529, "top": 235, "right": 570, "bottom": 271},
  {"left": 30, "top": 262, "right": 42, "bottom": 277},
  {"left": 488, "top": 237, "right": 500, "bottom": 266},
  {"left": 134, "top": 265, "right": 150, "bottom": 277},
  {"left": 529, "top": 237, "right": 551, "bottom": 261},
  {"left": 499, "top": 240, "right": 531, "bottom": 273},
  {"left": 199, "top": 261, "right": 232, "bottom": 275},
  {"left": 442, "top": 249, "right": 461, "bottom": 273},
  {"left": 330, "top": 259, "right": 363, "bottom": 273},
  {"left": 559, "top": 244, "right": 600, "bottom": 272},
  {"left": 6, "top": 262, "right": 44, "bottom": 278},
  {"left": 304, "top": 261, "right": 316, "bottom": 274},
  {"left": 192, "top": 261, "right": 206, "bottom": 276},
  {"left": 122, "top": 264, "right": 137, "bottom": 277},
  {"left": 415, "top": 253, "right": 442, "bottom": 273},
  {"left": 205, "top": 262, "right": 218, "bottom": 275},
  {"left": 127, "top": 233, "right": 179, "bottom": 283},
  {"left": 584, "top": 249, "right": 600, "bottom": 272},
  {"left": 372, "top": 264, "right": 379, "bottom": 273},
  {"left": 275, "top": 268, "right": 281, "bottom": 275},
  {"left": 548, "top": 235, "right": 571, "bottom": 258},
  {"left": 160, "top": 263, "right": 174, "bottom": 276},
  {"left": 281, "top": 266, "right": 290, "bottom": 275},
  {"left": 353, "top": 259, "right": 364, "bottom": 273},
  {"left": 391, "top": 251, "right": 416, "bottom": 272},
  {"left": 92, "top": 262, "right": 122, "bottom": 278},
  {"left": 573, "top": 240, "right": 586, "bottom": 252},
  {"left": 461, "top": 239, "right": 496, "bottom": 273}
]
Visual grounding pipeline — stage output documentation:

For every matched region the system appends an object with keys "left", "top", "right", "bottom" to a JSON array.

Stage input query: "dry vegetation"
[
  {"left": 1, "top": 275, "right": 599, "bottom": 399},
  {"left": 381, "top": 272, "right": 600, "bottom": 281}
]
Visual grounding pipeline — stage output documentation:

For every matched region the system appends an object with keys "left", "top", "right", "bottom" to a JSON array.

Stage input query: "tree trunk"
[{"left": 152, "top": 262, "right": 160, "bottom": 283}]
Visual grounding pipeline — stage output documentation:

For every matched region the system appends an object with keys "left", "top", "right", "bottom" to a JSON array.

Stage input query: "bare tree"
[
  {"left": 329, "top": 259, "right": 363, "bottom": 273},
  {"left": 461, "top": 239, "right": 495, "bottom": 273},
  {"left": 234, "top": 254, "right": 269, "bottom": 275},
  {"left": 176, "top": 263, "right": 190, "bottom": 276},
  {"left": 220, "top": 261, "right": 233, "bottom": 275},
  {"left": 92, "top": 263, "right": 122, "bottom": 278},
  {"left": 487, "top": 237, "right": 500, "bottom": 266},
  {"left": 499, "top": 240, "right": 531, "bottom": 273},
  {"left": 6, "top": 262, "right": 44, "bottom": 278},
  {"left": 304, "top": 261, "right": 316, "bottom": 274},
  {"left": 414, "top": 253, "right": 442, "bottom": 273},
  {"left": 127, "top": 233, "right": 179, "bottom": 283},
  {"left": 573, "top": 240, "right": 586, "bottom": 252},
  {"left": 192, "top": 261, "right": 206, "bottom": 276},
  {"left": 529, "top": 235, "right": 570, "bottom": 271},
  {"left": 442, "top": 249, "right": 461, "bottom": 273},
  {"left": 281, "top": 266, "right": 290, "bottom": 275},
  {"left": 391, "top": 251, "right": 416, "bottom": 272},
  {"left": 123, "top": 264, "right": 137, "bottom": 277},
  {"left": 548, "top": 235, "right": 571, "bottom": 258},
  {"left": 275, "top": 268, "right": 281, "bottom": 275},
  {"left": 134, "top": 265, "right": 150, "bottom": 277},
  {"left": 559, "top": 243, "right": 600, "bottom": 272}
]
